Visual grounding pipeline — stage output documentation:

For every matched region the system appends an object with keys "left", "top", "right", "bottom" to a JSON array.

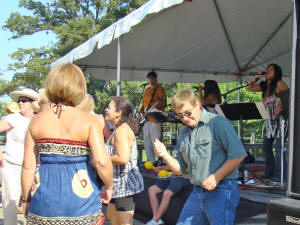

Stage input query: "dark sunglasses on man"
[{"left": 176, "top": 111, "right": 192, "bottom": 119}]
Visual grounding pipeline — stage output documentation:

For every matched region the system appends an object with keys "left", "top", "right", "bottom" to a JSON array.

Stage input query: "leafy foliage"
[
  {"left": 1, "top": 0, "right": 264, "bottom": 140},
  {"left": 1, "top": 0, "right": 148, "bottom": 95}
]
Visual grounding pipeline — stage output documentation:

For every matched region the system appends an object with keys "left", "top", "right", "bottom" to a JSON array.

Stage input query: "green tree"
[
  {"left": 2, "top": 0, "right": 264, "bottom": 142},
  {"left": 2, "top": 0, "right": 148, "bottom": 95}
]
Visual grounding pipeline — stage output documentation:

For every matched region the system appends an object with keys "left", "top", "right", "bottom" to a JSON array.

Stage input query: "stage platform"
[{"left": 136, "top": 162, "right": 287, "bottom": 225}]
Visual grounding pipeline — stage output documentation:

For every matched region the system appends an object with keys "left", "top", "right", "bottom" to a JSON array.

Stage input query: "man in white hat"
[{"left": 0, "top": 88, "right": 38, "bottom": 225}]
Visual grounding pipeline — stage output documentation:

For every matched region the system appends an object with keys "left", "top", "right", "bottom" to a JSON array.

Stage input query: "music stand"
[
  {"left": 215, "top": 102, "right": 269, "bottom": 184},
  {"left": 147, "top": 109, "right": 168, "bottom": 123},
  {"left": 215, "top": 102, "right": 269, "bottom": 121}
]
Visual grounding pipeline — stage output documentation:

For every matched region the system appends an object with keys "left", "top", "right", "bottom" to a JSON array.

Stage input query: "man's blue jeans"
[{"left": 176, "top": 180, "right": 240, "bottom": 225}]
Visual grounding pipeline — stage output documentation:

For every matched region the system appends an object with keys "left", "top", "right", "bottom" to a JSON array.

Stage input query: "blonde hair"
[
  {"left": 171, "top": 90, "right": 200, "bottom": 111},
  {"left": 44, "top": 63, "right": 86, "bottom": 106},
  {"left": 31, "top": 101, "right": 41, "bottom": 114},
  {"left": 31, "top": 89, "right": 51, "bottom": 113},
  {"left": 76, "top": 94, "right": 95, "bottom": 113}
]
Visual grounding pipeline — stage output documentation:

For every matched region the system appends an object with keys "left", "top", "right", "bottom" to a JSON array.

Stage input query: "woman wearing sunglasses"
[{"left": 0, "top": 88, "right": 38, "bottom": 225}]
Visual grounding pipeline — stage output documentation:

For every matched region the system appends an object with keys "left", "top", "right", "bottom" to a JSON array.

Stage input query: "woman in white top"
[{"left": 0, "top": 88, "right": 38, "bottom": 225}]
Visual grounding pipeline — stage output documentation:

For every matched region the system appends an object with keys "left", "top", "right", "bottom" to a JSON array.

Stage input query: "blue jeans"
[
  {"left": 176, "top": 180, "right": 240, "bottom": 225},
  {"left": 263, "top": 136, "right": 287, "bottom": 182}
]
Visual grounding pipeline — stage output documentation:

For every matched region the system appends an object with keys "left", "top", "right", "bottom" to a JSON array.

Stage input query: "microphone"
[
  {"left": 193, "top": 86, "right": 202, "bottom": 91},
  {"left": 247, "top": 71, "right": 266, "bottom": 76},
  {"left": 140, "top": 83, "right": 148, "bottom": 87}
]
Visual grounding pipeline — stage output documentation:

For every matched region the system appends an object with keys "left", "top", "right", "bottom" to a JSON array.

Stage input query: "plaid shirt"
[{"left": 139, "top": 84, "right": 167, "bottom": 123}]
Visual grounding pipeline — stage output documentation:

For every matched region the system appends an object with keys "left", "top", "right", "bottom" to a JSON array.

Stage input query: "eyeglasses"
[
  {"left": 18, "top": 98, "right": 33, "bottom": 103},
  {"left": 176, "top": 111, "right": 192, "bottom": 119}
]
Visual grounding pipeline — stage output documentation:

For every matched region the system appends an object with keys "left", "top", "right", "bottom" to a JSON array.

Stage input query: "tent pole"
[
  {"left": 237, "top": 78, "right": 243, "bottom": 142},
  {"left": 117, "top": 37, "right": 121, "bottom": 96}
]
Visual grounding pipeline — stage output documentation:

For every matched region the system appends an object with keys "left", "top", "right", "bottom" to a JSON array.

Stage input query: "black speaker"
[
  {"left": 288, "top": 1, "right": 300, "bottom": 198},
  {"left": 267, "top": 198, "right": 300, "bottom": 225}
]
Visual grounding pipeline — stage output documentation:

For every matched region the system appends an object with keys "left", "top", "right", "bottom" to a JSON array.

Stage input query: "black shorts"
[{"left": 110, "top": 195, "right": 135, "bottom": 211}]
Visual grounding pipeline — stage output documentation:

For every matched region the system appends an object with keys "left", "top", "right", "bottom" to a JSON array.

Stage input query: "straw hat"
[
  {"left": 5, "top": 102, "right": 20, "bottom": 113},
  {"left": 9, "top": 88, "right": 39, "bottom": 102}
]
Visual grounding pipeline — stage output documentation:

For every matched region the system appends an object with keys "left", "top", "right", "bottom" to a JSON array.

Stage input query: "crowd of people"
[{"left": 0, "top": 62, "right": 289, "bottom": 225}]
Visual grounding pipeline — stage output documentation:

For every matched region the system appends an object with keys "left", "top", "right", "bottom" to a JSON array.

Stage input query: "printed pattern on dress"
[
  {"left": 26, "top": 212, "right": 101, "bottom": 225},
  {"left": 36, "top": 142, "right": 90, "bottom": 156}
]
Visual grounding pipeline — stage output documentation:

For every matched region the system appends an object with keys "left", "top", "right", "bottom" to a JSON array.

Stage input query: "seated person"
[
  {"left": 198, "top": 80, "right": 221, "bottom": 112},
  {"left": 146, "top": 126, "right": 190, "bottom": 225},
  {"left": 146, "top": 165, "right": 190, "bottom": 225}
]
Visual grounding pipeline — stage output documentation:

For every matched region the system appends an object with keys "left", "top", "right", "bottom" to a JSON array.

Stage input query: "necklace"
[{"left": 54, "top": 104, "right": 67, "bottom": 119}]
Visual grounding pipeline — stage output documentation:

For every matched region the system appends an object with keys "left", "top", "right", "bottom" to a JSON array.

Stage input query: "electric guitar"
[
  {"left": 139, "top": 86, "right": 159, "bottom": 128},
  {"left": 139, "top": 106, "right": 149, "bottom": 128}
]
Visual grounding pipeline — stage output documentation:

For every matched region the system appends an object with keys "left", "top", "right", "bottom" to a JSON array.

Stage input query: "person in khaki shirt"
[
  {"left": 153, "top": 90, "right": 246, "bottom": 225},
  {"left": 138, "top": 71, "right": 166, "bottom": 163}
]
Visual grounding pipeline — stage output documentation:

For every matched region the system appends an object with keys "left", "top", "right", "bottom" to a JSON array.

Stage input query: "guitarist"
[{"left": 138, "top": 71, "right": 167, "bottom": 164}]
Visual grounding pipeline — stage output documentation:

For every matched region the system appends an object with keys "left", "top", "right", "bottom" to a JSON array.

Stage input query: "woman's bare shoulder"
[
  {"left": 30, "top": 108, "right": 98, "bottom": 129},
  {"left": 115, "top": 124, "right": 132, "bottom": 138},
  {"left": 30, "top": 109, "right": 52, "bottom": 124}
]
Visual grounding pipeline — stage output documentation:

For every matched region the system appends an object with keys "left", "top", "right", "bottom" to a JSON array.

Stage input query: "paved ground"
[
  {"left": 0, "top": 206, "right": 145, "bottom": 225},
  {"left": 0, "top": 161, "right": 288, "bottom": 225},
  {"left": 0, "top": 190, "right": 286, "bottom": 225}
]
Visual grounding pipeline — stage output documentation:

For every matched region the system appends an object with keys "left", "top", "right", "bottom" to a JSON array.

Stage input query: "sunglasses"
[
  {"left": 18, "top": 98, "right": 33, "bottom": 103},
  {"left": 176, "top": 111, "right": 192, "bottom": 119}
]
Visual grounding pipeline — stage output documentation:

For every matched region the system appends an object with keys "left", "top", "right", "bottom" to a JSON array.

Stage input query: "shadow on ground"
[{"left": 0, "top": 219, "right": 24, "bottom": 225}]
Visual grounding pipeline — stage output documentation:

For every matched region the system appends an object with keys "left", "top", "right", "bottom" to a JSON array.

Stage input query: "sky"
[{"left": 0, "top": 0, "right": 56, "bottom": 102}]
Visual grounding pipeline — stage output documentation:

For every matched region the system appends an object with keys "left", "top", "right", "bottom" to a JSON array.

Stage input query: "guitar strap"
[
  {"left": 143, "top": 87, "right": 159, "bottom": 122},
  {"left": 147, "top": 87, "right": 158, "bottom": 109}
]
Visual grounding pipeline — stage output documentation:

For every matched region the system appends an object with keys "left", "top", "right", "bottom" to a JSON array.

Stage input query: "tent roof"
[{"left": 52, "top": 0, "right": 293, "bottom": 83}]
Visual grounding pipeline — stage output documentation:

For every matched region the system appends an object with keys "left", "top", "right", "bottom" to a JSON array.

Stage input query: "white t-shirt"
[{"left": 4, "top": 113, "right": 31, "bottom": 165}]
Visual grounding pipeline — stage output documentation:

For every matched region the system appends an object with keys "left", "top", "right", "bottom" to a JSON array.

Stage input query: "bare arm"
[
  {"left": 198, "top": 85, "right": 206, "bottom": 105},
  {"left": 21, "top": 127, "right": 38, "bottom": 202},
  {"left": 0, "top": 150, "right": 3, "bottom": 167},
  {"left": 245, "top": 74, "right": 264, "bottom": 92},
  {"left": 88, "top": 118, "right": 113, "bottom": 191},
  {"left": 0, "top": 119, "right": 12, "bottom": 133},
  {"left": 110, "top": 125, "right": 132, "bottom": 165},
  {"left": 97, "top": 114, "right": 112, "bottom": 140},
  {"left": 273, "top": 80, "right": 289, "bottom": 117},
  {"left": 0, "top": 119, "right": 13, "bottom": 167},
  {"left": 153, "top": 139, "right": 182, "bottom": 175}
]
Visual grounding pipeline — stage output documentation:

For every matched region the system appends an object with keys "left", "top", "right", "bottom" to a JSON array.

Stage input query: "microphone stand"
[
  {"left": 222, "top": 80, "right": 258, "bottom": 104},
  {"left": 221, "top": 79, "right": 258, "bottom": 184}
]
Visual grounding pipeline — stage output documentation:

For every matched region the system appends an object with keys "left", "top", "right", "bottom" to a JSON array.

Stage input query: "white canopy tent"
[{"left": 52, "top": 0, "right": 293, "bottom": 89}]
